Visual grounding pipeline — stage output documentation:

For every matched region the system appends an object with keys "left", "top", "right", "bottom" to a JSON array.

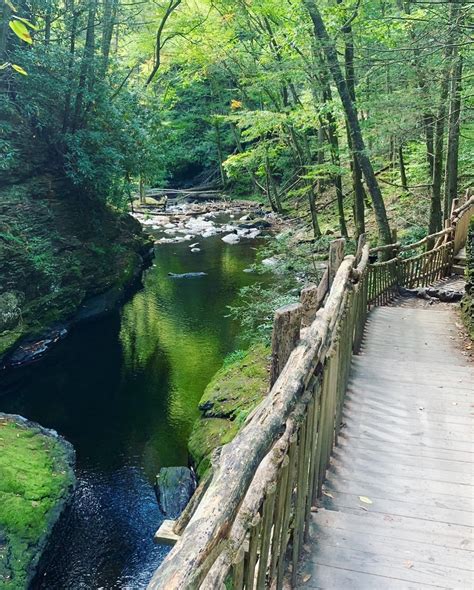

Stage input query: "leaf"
[
  {"left": 230, "top": 99, "right": 242, "bottom": 110},
  {"left": 12, "top": 63, "right": 27, "bottom": 75},
  {"left": 9, "top": 20, "right": 32, "bottom": 44},
  {"left": 12, "top": 16, "right": 39, "bottom": 30},
  {"left": 359, "top": 496, "right": 373, "bottom": 505}
]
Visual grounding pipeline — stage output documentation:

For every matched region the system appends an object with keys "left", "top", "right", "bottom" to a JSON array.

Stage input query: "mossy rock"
[
  {"left": 188, "top": 344, "right": 270, "bottom": 479},
  {"left": 198, "top": 343, "right": 270, "bottom": 420},
  {"left": 189, "top": 418, "right": 240, "bottom": 479},
  {"left": 0, "top": 414, "right": 75, "bottom": 589}
]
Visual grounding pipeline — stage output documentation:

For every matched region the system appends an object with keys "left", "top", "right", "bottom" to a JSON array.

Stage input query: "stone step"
[{"left": 452, "top": 264, "right": 466, "bottom": 275}]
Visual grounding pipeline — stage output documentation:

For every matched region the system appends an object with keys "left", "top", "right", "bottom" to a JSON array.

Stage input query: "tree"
[{"left": 303, "top": 0, "right": 392, "bottom": 245}]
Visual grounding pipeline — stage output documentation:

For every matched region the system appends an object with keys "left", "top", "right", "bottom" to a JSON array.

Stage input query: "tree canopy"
[{"left": 1, "top": 0, "right": 472, "bottom": 242}]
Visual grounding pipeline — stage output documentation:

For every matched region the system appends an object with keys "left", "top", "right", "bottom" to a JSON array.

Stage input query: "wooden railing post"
[
  {"left": 328, "top": 238, "right": 345, "bottom": 288},
  {"left": 270, "top": 303, "right": 302, "bottom": 386}
]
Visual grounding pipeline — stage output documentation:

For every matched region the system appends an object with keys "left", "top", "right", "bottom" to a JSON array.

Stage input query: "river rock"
[
  {"left": 239, "top": 219, "right": 272, "bottom": 230},
  {"left": 168, "top": 272, "right": 207, "bottom": 278},
  {"left": 222, "top": 233, "right": 240, "bottom": 244},
  {"left": 191, "top": 248, "right": 201, "bottom": 253},
  {"left": 155, "top": 466, "right": 196, "bottom": 518}
]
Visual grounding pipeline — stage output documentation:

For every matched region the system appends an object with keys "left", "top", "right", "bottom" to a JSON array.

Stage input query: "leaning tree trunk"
[
  {"left": 304, "top": 0, "right": 391, "bottom": 245},
  {"left": 338, "top": 0, "right": 365, "bottom": 238}
]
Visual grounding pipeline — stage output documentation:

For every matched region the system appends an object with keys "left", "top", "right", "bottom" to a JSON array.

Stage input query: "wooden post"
[
  {"left": 270, "top": 303, "right": 302, "bottom": 386},
  {"left": 300, "top": 268, "right": 329, "bottom": 328},
  {"left": 328, "top": 239, "right": 345, "bottom": 288},
  {"left": 355, "top": 234, "right": 366, "bottom": 264}
]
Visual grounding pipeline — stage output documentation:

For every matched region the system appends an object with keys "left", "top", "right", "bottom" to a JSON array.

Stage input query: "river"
[{"left": 0, "top": 228, "right": 267, "bottom": 589}]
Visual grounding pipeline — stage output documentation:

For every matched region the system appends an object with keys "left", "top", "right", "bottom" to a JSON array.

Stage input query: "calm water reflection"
[{"left": 0, "top": 234, "right": 265, "bottom": 589}]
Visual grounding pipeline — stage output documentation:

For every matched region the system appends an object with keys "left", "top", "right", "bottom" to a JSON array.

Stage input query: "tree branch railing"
[
  {"left": 148, "top": 193, "right": 472, "bottom": 590},
  {"left": 368, "top": 194, "right": 473, "bottom": 306}
]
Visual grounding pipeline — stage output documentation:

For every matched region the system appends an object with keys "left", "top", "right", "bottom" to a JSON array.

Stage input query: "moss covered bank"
[
  {"left": 0, "top": 175, "right": 152, "bottom": 365},
  {"left": 189, "top": 344, "right": 270, "bottom": 479},
  {"left": 0, "top": 414, "right": 75, "bottom": 589}
]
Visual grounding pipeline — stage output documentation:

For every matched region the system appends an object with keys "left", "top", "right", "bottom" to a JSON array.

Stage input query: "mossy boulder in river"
[
  {"left": 188, "top": 344, "right": 270, "bottom": 479},
  {"left": 0, "top": 414, "right": 75, "bottom": 589}
]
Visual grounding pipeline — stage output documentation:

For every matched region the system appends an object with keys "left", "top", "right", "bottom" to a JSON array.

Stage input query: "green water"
[{"left": 0, "top": 233, "right": 266, "bottom": 589}]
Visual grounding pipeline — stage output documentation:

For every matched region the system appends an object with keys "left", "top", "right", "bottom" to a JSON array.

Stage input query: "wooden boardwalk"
[{"left": 298, "top": 305, "right": 474, "bottom": 590}]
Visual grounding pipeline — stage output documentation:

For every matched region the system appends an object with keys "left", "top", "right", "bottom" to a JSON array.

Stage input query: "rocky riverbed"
[{"left": 133, "top": 199, "right": 279, "bottom": 247}]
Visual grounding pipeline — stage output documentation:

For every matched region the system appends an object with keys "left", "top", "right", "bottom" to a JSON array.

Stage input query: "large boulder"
[{"left": 155, "top": 467, "right": 196, "bottom": 518}]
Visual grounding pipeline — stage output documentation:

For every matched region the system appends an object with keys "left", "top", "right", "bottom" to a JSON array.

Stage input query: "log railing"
[
  {"left": 368, "top": 194, "right": 473, "bottom": 306},
  {"left": 148, "top": 194, "right": 472, "bottom": 590}
]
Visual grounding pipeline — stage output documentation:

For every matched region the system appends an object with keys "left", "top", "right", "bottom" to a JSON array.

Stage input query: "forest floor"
[{"left": 0, "top": 414, "right": 75, "bottom": 589}]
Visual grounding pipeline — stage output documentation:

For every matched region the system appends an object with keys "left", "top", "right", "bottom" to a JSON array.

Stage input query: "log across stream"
[{"left": 0, "top": 227, "right": 272, "bottom": 589}]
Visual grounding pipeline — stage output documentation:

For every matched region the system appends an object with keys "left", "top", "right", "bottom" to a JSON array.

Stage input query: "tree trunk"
[
  {"left": 399, "top": 144, "right": 408, "bottom": 193},
  {"left": 44, "top": 0, "right": 52, "bottom": 46},
  {"left": 429, "top": 2, "right": 459, "bottom": 234},
  {"left": 304, "top": 0, "right": 391, "bottom": 245},
  {"left": 214, "top": 121, "right": 226, "bottom": 188},
  {"left": 72, "top": 0, "right": 97, "bottom": 131},
  {"left": 62, "top": 0, "right": 78, "bottom": 133},
  {"left": 444, "top": 55, "right": 462, "bottom": 220},
  {"left": 139, "top": 175, "right": 146, "bottom": 206},
  {"left": 101, "top": 0, "right": 118, "bottom": 74},
  {"left": 338, "top": 0, "right": 365, "bottom": 237},
  {"left": 145, "top": 0, "right": 182, "bottom": 87},
  {"left": 0, "top": 2, "right": 11, "bottom": 63}
]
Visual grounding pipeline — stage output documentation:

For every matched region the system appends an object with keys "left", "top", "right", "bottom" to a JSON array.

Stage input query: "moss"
[
  {"left": 188, "top": 343, "right": 270, "bottom": 479},
  {"left": 461, "top": 216, "right": 474, "bottom": 339},
  {"left": 189, "top": 419, "right": 241, "bottom": 479},
  {"left": 0, "top": 415, "right": 75, "bottom": 589}
]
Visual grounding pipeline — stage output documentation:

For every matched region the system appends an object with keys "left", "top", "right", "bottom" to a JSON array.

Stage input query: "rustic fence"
[
  {"left": 368, "top": 194, "right": 473, "bottom": 306},
  {"left": 148, "top": 194, "right": 473, "bottom": 590}
]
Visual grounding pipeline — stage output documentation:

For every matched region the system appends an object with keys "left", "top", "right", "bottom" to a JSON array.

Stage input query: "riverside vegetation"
[{"left": 0, "top": 0, "right": 473, "bottom": 586}]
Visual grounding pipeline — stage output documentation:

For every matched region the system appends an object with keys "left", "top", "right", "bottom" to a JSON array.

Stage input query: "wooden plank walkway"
[{"left": 297, "top": 305, "right": 474, "bottom": 590}]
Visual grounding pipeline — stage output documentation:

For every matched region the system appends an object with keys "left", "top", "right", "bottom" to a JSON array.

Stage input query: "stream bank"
[{"left": 0, "top": 175, "right": 153, "bottom": 369}]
